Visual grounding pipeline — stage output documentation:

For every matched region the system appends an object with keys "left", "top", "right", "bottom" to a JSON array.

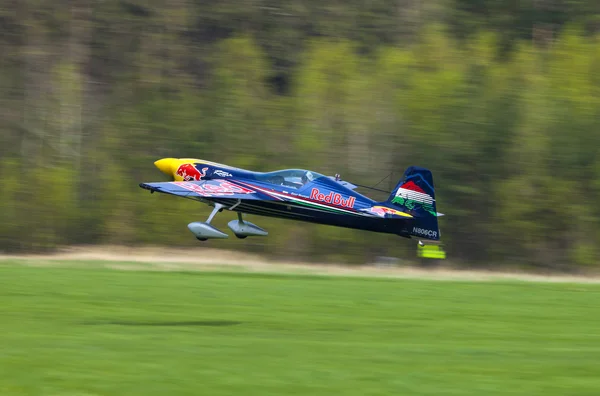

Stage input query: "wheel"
[
  {"left": 196, "top": 237, "right": 208, "bottom": 241},
  {"left": 235, "top": 234, "right": 247, "bottom": 239}
]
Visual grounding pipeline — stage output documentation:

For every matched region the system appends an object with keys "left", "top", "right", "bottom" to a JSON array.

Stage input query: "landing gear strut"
[
  {"left": 187, "top": 203, "right": 268, "bottom": 241},
  {"left": 234, "top": 214, "right": 247, "bottom": 239}
]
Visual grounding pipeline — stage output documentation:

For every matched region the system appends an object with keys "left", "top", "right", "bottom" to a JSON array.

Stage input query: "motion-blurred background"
[{"left": 1, "top": 1, "right": 600, "bottom": 269}]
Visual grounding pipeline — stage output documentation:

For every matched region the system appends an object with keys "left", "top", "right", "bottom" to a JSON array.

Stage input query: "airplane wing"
[{"left": 139, "top": 180, "right": 268, "bottom": 201}]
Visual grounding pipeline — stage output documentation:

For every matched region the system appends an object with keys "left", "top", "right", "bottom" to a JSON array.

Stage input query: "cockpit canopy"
[{"left": 257, "top": 169, "right": 325, "bottom": 189}]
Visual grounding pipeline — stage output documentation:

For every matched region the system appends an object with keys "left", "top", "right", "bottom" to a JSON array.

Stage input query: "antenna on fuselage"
[
  {"left": 352, "top": 171, "right": 395, "bottom": 194},
  {"left": 351, "top": 183, "right": 392, "bottom": 194}
]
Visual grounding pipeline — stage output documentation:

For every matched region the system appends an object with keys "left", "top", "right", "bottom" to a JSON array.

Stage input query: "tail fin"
[{"left": 386, "top": 166, "right": 442, "bottom": 241}]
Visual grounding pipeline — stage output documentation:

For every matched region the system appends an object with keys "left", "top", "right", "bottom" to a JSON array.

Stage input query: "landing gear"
[
  {"left": 187, "top": 204, "right": 268, "bottom": 241},
  {"left": 228, "top": 212, "right": 268, "bottom": 238},
  {"left": 187, "top": 203, "right": 229, "bottom": 240}
]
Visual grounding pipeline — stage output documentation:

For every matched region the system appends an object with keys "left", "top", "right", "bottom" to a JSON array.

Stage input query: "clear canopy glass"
[{"left": 257, "top": 169, "right": 325, "bottom": 189}]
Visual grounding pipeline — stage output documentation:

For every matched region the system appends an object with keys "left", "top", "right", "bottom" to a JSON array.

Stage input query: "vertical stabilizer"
[{"left": 386, "top": 166, "right": 441, "bottom": 241}]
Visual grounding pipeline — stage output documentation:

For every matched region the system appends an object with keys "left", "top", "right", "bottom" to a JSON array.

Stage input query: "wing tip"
[{"left": 139, "top": 183, "right": 158, "bottom": 192}]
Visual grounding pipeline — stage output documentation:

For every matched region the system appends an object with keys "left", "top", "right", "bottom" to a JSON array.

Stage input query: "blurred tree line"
[{"left": 1, "top": 0, "right": 600, "bottom": 269}]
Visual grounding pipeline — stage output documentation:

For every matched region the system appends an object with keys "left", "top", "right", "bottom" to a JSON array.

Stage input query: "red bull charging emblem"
[
  {"left": 368, "top": 205, "right": 411, "bottom": 217},
  {"left": 176, "top": 164, "right": 207, "bottom": 181}
]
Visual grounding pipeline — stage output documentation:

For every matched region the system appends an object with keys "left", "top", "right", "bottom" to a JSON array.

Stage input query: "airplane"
[{"left": 139, "top": 158, "right": 444, "bottom": 248}]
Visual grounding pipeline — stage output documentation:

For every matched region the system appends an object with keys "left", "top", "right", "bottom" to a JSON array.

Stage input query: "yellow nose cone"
[{"left": 154, "top": 158, "right": 178, "bottom": 176}]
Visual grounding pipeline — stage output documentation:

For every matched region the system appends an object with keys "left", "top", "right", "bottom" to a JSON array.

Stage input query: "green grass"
[{"left": 1, "top": 261, "right": 600, "bottom": 395}]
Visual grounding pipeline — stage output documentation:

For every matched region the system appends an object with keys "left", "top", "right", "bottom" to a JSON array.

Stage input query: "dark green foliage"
[{"left": 0, "top": 1, "right": 599, "bottom": 268}]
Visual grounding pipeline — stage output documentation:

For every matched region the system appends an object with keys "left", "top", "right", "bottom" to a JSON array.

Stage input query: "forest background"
[{"left": 1, "top": 0, "right": 600, "bottom": 270}]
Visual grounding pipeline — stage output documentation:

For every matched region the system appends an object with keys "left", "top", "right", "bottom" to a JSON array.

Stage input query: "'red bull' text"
[{"left": 309, "top": 188, "right": 356, "bottom": 208}]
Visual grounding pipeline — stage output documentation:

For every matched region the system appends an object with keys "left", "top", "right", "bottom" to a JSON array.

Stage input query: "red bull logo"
[
  {"left": 176, "top": 181, "right": 254, "bottom": 196},
  {"left": 176, "top": 164, "right": 207, "bottom": 181},
  {"left": 368, "top": 205, "right": 412, "bottom": 218},
  {"left": 310, "top": 188, "right": 356, "bottom": 208}
]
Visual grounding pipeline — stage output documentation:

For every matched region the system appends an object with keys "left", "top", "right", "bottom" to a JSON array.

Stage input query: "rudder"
[{"left": 386, "top": 166, "right": 441, "bottom": 241}]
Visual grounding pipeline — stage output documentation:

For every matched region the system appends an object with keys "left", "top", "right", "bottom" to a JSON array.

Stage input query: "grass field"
[{"left": 1, "top": 260, "right": 600, "bottom": 395}]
